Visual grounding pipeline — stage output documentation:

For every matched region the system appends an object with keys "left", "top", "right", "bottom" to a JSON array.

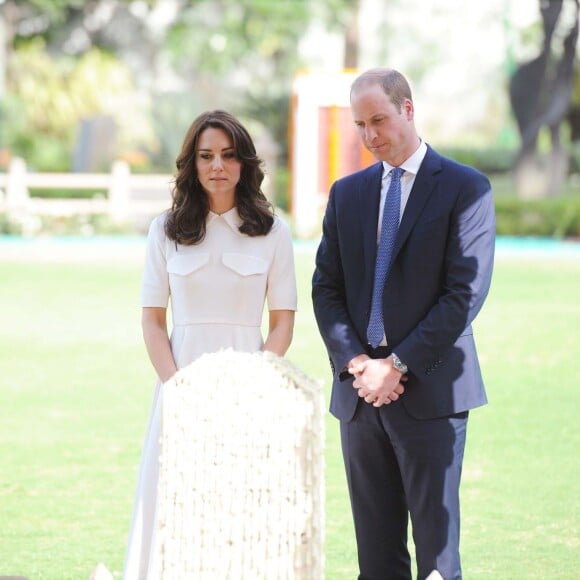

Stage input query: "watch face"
[{"left": 392, "top": 355, "right": 407, "bottom": 373}]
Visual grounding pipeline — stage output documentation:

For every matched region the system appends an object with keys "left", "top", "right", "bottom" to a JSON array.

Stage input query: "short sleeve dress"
[{"left": 123, "top": 208, "right": 298, "bottom": 579}]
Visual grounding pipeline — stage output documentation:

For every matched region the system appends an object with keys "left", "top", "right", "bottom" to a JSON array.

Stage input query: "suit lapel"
[
  {"left": 392, "top": 146, "right": 442, "bottom": 259},
  {"left": 358, "top": 162, "right": 383, "bottom": 267}
]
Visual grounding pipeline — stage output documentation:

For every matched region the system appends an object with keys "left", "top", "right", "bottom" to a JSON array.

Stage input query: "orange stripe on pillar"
[{"left": 328, "top": 105, "right": 340, "bottom": 190}]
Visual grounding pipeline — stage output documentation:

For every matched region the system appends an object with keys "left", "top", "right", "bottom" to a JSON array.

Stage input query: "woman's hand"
[{"left": 142, "top": 307, "right": 178, "bottom": 383}]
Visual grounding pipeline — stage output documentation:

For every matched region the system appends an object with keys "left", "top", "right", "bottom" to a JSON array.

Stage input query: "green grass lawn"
[{"left": 0, "top": 247, "right": 579, "bottom": 579}]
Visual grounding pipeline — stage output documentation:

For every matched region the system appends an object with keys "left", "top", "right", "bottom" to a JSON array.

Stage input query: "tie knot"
[{"left": 391, "top": 167, "right": 404, "bottom": 180}]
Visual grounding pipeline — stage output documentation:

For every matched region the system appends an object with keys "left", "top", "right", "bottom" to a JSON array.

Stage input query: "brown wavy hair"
[{"left": 165, "top": 110, "right": 274, "bottom": 245}]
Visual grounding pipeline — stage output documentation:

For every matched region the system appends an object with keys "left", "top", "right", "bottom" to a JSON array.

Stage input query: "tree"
[
  {"left": 0, "top": 0, "right": 320, "bottom": 174},
  {"left": 0, "top": 0, "right": 360, "bottom": 179}
]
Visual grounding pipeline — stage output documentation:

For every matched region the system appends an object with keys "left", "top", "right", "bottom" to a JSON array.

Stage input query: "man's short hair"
[{"left": 351, "top": 68, "right": 413, "bottom": 111}]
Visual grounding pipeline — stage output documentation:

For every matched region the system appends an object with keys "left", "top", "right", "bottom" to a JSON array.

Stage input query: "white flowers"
[{"left": 153, "top": 350, "right": 325, "bottom": 579}]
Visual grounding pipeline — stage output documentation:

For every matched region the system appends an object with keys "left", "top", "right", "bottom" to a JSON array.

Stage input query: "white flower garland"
[{"left": 152, "top": 350, "right": 325, "bottom": 579}]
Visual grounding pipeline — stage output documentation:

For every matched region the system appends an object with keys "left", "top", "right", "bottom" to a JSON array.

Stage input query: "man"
[{"left": 312, "top": 68, "right": 495, "bottom": 580}]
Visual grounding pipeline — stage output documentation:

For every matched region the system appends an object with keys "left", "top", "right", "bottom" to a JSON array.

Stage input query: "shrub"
[
  {"left": 438, "top": 147, "right": 517, "bottom": 174},
  {"left": 494, "top": 196, "right": 580, "bottom": 238}
]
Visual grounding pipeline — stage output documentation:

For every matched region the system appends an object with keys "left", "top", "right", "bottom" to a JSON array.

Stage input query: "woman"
[{"left": 123, "top": 110, "right": 297, "bottom": 578}]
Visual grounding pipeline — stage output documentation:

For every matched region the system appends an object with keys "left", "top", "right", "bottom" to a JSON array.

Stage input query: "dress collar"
[{"left": 207, "top": 207, "right": 243, "bottom": 233}]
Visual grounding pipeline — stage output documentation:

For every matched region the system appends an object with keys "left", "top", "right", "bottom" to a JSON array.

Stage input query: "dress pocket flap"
[
  {"left": 167, "top": 253, "right": 210, "bottom": 275},
  {"left": 222, "top": 252, "right": 268, "bottom": 276}
]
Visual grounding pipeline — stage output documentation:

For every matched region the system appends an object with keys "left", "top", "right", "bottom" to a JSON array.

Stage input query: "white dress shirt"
[{"left": 376, "top": 139, "right": 428, "bottom": 240}]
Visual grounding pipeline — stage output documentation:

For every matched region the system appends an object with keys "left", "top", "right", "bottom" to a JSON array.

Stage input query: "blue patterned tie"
[{"left": 367, "top": 167, "right": 404, "bottom": 348}]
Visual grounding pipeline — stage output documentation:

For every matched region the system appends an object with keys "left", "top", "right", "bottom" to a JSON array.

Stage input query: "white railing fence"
[{"left": 0, "top": 157, "right": 173, "bottom": 226}]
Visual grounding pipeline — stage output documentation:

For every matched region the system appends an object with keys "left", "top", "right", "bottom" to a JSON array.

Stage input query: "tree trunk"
[{"left": 343, "top": 0, "right": 359, "bottom": 69}]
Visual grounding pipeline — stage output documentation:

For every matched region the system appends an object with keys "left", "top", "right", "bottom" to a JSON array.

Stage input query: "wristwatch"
[{"left": 391, "top": 352, "right": 408, "bottom": 374}]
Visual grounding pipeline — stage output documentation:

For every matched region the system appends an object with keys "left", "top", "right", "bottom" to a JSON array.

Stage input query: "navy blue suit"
[{"left": 312, "top": 145, "right": 495, "bottom": 579}]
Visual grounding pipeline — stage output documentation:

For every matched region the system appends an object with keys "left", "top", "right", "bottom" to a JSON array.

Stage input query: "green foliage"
[
  {"left": 570, "top": 141, "right": 580, "bottom": 172},
  {"left": 495, "top": 195, "right": 580, "bottom": 238},
  {"left": 19, "top": 0, "right": 85, "bottom": 16},
  {"left": 27, "top": 188, "right": 106, "bottom": 199},
  {"left": 274, "top": 166, "right": 290, "bottom": 211},
  {"left": 0, "top": 95, "right": 72, "bottom": 171},
  {"left": 167, "top": 0, "right": 310, "bottom": 75},
  {"left": 1, "top": 0, "right": 342, "bottom": 173},
  {"left": 162, "top": 0, "right": 314, "bottom": 168},
  {"left": 0, "top": 212, "right": 135, "bottom": 236},
  {"left": 438, "top": 147, "right": 517, "bottom": 174},
  {"left": 0, "top": 40, "right": 156, "bottom": 171},
  {"left": 0, "top": 212, "right": 22, "bottom": 234},
  {"left": 147, "top": 93, "right": 206, "bottom": 173}
]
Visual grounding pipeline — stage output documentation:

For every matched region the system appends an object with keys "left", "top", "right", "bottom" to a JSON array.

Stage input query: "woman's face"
[{"left": 195, "top": 127, "right": 242, "bottom": 209}]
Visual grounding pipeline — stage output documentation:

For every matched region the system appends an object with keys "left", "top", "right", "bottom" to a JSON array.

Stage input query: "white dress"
[{"left": 123, "top": 209, "right": 298, "bottom": 579}]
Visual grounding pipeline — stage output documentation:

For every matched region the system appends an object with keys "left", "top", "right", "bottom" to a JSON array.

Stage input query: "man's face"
[{"left": 351, "top": 83, "right": 415, "bottom": 166}]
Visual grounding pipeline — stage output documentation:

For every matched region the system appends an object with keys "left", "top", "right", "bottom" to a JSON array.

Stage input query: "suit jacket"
[{"left": 312, "top": 145, "right": 496, "bottom": 422}]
